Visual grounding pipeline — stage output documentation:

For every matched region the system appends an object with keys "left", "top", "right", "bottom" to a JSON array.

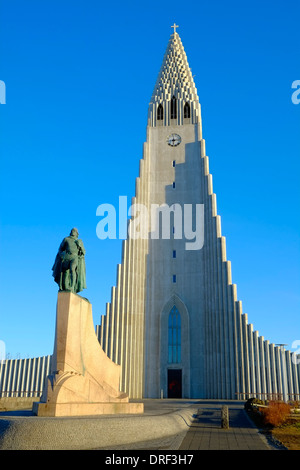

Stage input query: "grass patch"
[
  {"left": 245, "top": 399, "right": 300, "bottom": 450},
  {"left": 271, "top": 420, "right": 300, "bottom": 450}
]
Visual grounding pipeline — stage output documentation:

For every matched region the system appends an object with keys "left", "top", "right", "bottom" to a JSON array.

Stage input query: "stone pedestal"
[{"left": 33, "top": 292, "right": 143, "bottom": 416}]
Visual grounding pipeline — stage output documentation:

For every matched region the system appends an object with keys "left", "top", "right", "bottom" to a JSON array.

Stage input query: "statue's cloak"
[
  {"left": 52, "top": 238, "right": 86, "bottom": 293},
  {"left": 76, "top": 255, "right": 87, "bottom": 293}
]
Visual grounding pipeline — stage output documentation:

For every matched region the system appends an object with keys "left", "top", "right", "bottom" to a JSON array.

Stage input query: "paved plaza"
[
  {"left": 178, "top": 401, "right": 271, "bottom": 450},
  {"left": 0, "top": 399, "right": 278, "bottom": 450}
]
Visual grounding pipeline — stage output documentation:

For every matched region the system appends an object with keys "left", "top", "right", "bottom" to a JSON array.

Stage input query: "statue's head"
[{"left": 70, "top": 227, "right": 79, "bottom": 238}]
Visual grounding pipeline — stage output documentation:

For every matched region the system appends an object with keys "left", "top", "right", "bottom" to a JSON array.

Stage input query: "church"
[
  {"left": 95, "top": 26, "right": 300, "bottom": 400},
  {"left": 0, "top": 26, "right": 299, "bottom": 401}
]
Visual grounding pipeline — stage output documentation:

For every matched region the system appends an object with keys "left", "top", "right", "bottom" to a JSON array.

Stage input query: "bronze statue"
[{"left": 52, "top": 228, "right": 86, "bottom": 293}]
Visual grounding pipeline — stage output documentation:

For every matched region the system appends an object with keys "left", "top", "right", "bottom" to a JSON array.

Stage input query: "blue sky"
[{"left": 0, "top": 0, "right": 299, "bottom": 359}]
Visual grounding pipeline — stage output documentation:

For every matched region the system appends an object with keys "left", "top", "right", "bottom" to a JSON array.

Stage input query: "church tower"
[{"left": 97, "top": 26, "right": 300, "bottom": 400}]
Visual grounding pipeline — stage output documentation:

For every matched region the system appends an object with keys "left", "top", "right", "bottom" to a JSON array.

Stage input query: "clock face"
[{"left": 167, "top": 133, "right": 181, "bottom": 147}]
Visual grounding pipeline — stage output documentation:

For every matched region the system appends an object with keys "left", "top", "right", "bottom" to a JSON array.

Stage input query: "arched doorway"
[
  {"left": 160, "top": 296, "right": 190, "bottom": 398},
  {"left": 167, "top": 306, "right": 182, "bottom": 398}
]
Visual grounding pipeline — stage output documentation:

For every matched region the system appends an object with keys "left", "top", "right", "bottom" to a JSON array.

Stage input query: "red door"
[{"left": 168, "top": 369, "right": 182, "bottom": 398}]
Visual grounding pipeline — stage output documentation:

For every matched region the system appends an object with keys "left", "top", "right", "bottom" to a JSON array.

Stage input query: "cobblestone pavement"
[{"left": 178, "top": 401, "right": 271, "bottom": 450}]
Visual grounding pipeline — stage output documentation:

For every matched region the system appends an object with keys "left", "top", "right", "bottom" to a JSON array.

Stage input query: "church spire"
[{"left": 148, "top": 26, "right": 201, "bottom": 127}]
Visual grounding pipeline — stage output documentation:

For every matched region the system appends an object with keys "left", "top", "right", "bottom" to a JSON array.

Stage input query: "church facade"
[
  {"left": 95, "top": 28, "right": 300, "bottom": 400},
  {"left": 1, "top": 28, "right": 299, "bottom": 401}
]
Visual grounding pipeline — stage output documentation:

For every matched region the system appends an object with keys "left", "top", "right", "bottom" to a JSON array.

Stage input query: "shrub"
[{"left": 262, "top": 401, "right": 291, "bottom": 427}]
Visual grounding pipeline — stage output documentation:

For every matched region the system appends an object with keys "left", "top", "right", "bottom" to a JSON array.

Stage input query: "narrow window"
[
  {"left": 157, "top": 103, "right": 163, "bottom": 121},
  {"left": 172, "top": 160, "right": 176, "bottom": 167},
  {"left": 171, "top": 95, "right": 177, "bottom": 119},
  {"left": 168, "top": 306, "right": 181, "bottom": 363},
  {"left": 173, "top": 250, "right": 176, "bottom": 258},
  {"left": 173, "top": 274, "right": 176, "bottom": 283},
  {"left": 184, "top": 102, "right": 190, "bottom": 119},
  {"left": 172, "top": 181, "right": 176, "bottom": 189}
]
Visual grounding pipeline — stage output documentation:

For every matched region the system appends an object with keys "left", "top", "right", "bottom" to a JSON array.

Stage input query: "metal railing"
[
  {"left": 0, "top": 391, "right": 43, "bottom": 398},
  {"left": 236, "top": 392, "right": 300, "bottom": 401}
]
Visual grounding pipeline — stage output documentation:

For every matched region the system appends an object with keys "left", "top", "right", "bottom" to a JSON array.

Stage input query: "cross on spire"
[{"left": 171, "top": 23, "right": 179, "bottom": 34}]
